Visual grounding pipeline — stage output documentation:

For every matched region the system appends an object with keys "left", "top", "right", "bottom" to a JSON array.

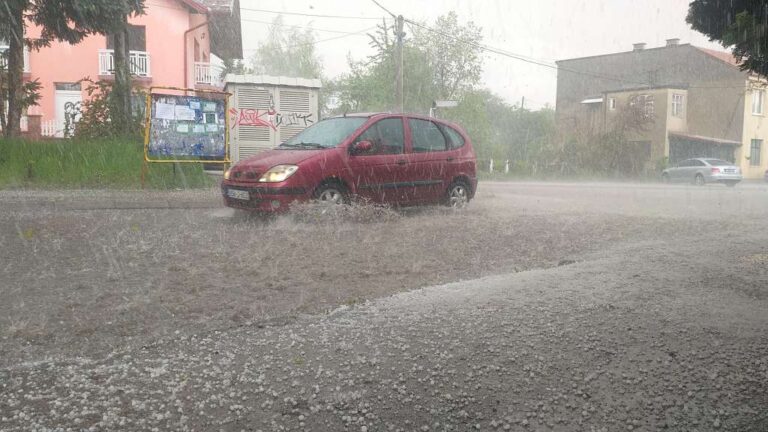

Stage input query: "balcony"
[
  {"left": 98, "top": 49, "right": 151, "bottom": 78},
  {"left": 194, "top": 62, "right": 223, "bottom": 86},
  {"left": 0, "top": 45, "right": 31, "bottom": 73}
]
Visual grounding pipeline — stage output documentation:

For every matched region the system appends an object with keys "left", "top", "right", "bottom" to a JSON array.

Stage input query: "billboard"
[{"left": 144, "top": 89, "right": 230, "bottom": 163}]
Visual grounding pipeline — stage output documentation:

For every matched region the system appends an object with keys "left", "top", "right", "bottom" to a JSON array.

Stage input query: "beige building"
[{"left": 556, "top": 40, "right": 768, "bottom": 179}]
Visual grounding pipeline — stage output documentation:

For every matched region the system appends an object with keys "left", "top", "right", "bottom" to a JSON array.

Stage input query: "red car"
[{"left": 222, "top": 113, "right": 477, "bottom": 212}]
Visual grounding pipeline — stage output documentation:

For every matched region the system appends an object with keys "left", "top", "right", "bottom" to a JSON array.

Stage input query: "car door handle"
[
  {"left": 397, "top": 159, "right": 407, "bottom": 165},
  {"left": 447, "top": 157, "right": 455, "bottom": 162}
]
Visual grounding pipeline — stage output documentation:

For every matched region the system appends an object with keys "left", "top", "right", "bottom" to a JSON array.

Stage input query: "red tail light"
[{"left": 711, "top": 167, "right": 720, "bottom": 174}]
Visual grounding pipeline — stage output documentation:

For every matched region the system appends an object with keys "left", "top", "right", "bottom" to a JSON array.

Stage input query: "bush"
[{"left": 73, "top": 78, "right": 146, "bottom": 141}]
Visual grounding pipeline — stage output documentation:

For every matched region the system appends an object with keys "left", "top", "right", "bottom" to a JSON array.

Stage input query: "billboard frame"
[{"left": 143, "top": 86, "right": 232, "bottom": 164}]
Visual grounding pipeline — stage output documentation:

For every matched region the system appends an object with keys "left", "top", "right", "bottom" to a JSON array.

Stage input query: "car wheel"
[
  {"left": 694, "top": 174, "right": 705, "bottom": 186},
  {"left": 444, "top": 180, "right": 470, "bottom": 208},
  {"left": 313, "top": 183, "right": 349, "bottom": 205},
  {"left": 661, "top": 173, "right": 670, "bottom": 184}
]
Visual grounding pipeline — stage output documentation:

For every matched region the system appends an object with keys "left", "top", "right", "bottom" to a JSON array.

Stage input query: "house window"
[
  {"left": 672, "top": 94, "right": 684, "bottom": 117},
  {"left": 107, "top": 25, "right": 146, "bottom": 52},
  {"left": 55, "top": 82, "right": 81, "bottom": 91},
  {"left": 629, "top": 94, "right": 654, "bottom": 119},
  {"left": 643, "top": 95, "right": 654, "bottom": 118},
  {"left": 750, "top": 139, "right": 762, "bottom": 166},
  {"left": 752, "top": 89, "right": 764, "bottom": 115},
  {"left": 608, "top": 98, "right": 616, "bottom": 110}
]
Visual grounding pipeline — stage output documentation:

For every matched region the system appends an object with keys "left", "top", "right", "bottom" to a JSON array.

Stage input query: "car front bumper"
[{"left": 221, "top": 183, "right": 310, "bottom": 212}]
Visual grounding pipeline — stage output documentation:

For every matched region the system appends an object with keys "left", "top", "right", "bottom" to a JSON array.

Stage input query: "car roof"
[
  {"left": 328, "top": 112, "right": 446, "bottom": 121},
  {"left": 325, "top": 112, "right": 468, "bottom": 135}
]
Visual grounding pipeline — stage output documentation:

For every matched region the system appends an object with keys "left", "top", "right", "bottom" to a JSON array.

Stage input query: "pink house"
[{"left": 8, "top": 0, "right": 242, "bottom": 137}]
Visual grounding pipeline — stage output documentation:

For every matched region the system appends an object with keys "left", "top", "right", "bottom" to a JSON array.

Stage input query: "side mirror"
[{"left": 353, "top": 140, "right": 373, "bottom": 153}]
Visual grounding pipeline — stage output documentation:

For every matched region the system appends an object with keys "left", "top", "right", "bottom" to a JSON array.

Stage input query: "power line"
[
  {"left": 240, "top": 17, "right": 375, "bottom": 35},
  {"left": 239, "top": 6, "right": 383, "bottom": 21},
  {"left": 405, "top": 19, "right": 751, "bottom": 91},
  {"left": 368, "top": 0, "right": 397, "bottom": 18},
  {"left": 242, "top": 26, "right": 377, "bottom": 52},
  {"left": 282, "top": 26, "right": 378, "bottom": 50}
]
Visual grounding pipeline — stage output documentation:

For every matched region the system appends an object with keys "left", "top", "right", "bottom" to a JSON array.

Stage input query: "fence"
[{"left": 41, "top": 120, "right": 56, "bottom": 137}]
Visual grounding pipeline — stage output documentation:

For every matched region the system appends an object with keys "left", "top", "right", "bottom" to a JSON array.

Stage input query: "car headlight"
[
  {"left": 258, "top": 165, "right": 298, "bottom": 183},
  {"left": 224, "top": 168, "right": 231, "bottom": 180}
]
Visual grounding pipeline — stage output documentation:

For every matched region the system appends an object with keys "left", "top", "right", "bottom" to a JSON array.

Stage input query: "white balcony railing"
[
  {"left": 0, "top": 45, "right": 31, "bottom": 73},
  {"left": 98, "top": 49, "right": 151, "bottom": 77},
  {"left": 194, "top": 62, "right": 224, "bottom": 86}
]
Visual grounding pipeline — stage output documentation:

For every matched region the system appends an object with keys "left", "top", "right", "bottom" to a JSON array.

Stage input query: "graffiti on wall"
[
  {"left": 229, "top": 108, "right": 314, "bottom": 131},
  {"left": 63, "top": 101, "right": 82, "bottom": 137}
]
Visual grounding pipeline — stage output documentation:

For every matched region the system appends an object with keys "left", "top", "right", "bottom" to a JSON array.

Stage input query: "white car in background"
[{"left": 662, "top": 158, "right": 742, "bottom": 187}]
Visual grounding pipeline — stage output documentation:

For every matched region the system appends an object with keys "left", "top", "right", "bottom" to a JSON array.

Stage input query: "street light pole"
[{"left": 395, "top": 15, "right": 404, "bottom": 112}]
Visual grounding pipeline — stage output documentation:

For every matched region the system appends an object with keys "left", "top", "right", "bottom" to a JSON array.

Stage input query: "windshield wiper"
[
  {"left": 296, "top": 142, "right": 326, "bottom": 148},
  {"left": 280, "top": 142, "right": 326, "bottom": 149}
]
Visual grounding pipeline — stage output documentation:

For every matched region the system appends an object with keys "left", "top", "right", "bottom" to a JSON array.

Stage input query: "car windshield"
[
  {"left": 279, "top": 117, "right": 367, "bottom": 149},
  {"left": 705, "top": 159, "right": 733, "bottom": 166}
]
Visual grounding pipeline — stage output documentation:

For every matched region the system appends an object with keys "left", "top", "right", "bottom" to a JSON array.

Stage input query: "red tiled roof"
[{"left": 696, "top": 47, "right": 741, "bottom": 68}]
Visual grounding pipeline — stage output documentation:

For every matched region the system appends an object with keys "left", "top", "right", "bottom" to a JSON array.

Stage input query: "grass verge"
[{"left": 0, "top": 138, "right": 218, "bottom": 189}]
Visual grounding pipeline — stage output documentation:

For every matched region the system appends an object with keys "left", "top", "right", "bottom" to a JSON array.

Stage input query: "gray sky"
[{"left": 239, "top": 0, "right": 725, "bottom": 110}]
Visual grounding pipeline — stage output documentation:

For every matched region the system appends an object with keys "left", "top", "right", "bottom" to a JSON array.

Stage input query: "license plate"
[{"left": 227, "top": 188, "right": 250, "bottom": 200}]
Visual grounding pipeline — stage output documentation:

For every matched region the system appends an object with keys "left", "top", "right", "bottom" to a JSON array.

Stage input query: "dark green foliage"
[
  {"left": 73, "top": 78, "right": 146, "bottom": 141},
  {"left": 687, "top": 1, "right": 768, "bottom": 75}
]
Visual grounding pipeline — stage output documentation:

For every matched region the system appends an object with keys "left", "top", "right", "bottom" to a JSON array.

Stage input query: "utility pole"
[
  {"left": 521, "top": 96, "right": 525, "bottom": 110},
  {"left": 395, "top": 15, "right": 404, "bottom": 112}
]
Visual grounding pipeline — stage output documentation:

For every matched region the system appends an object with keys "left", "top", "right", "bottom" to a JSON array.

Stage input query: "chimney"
[
  {"left": 666, "top": 38, "right": 680, "bottom": 47},
  {"left": 633, "top": 43, "right": 647, "bottom": 51}
]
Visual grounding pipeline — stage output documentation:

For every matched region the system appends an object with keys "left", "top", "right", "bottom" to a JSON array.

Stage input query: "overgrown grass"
[{"left": 0, "top": 138, "right": 218, "bottom": 189}]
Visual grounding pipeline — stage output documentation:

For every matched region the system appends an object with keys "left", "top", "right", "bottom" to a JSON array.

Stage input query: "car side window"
[
  {"left": 409, "top": 119, "right": 447, "bottom": 153},
  {"left": 678, "top": 160, "right": 689, "bottom": 167},
  {"left": 692, "top": 160, "right": 705, "bottom": 167},
  {"left": 354, "top": 118, "right": 404, "bottom": 156},
  {"left": 440, "top": 124, "right": 465, "bottom": 149}
]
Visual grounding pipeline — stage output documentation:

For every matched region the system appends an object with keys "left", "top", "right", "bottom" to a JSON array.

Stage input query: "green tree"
[
  {"left": 331, "top": 20, "right": 435, "bottom": 113},
  {"left": 250, "top": 15, "right": 323, "bottom": 79},
  {"left": 687, "top": 1, "right": 768, "bottom": 75},
  {"left": 417, "top": 12, "right": 483, "bottom": 100},
  {"left": 219, "top": 58, "right": 251, "bottom": 81},
  {"left": 0, "top": 0, "right": 145, "bottom": 138},
  {"left": 331, "top": 13, "right": 482, "bottom": 114}
]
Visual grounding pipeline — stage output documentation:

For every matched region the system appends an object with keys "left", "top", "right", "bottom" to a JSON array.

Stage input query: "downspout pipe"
[{"left": 184, "top": 20, "right": 209, "bottom": 90}]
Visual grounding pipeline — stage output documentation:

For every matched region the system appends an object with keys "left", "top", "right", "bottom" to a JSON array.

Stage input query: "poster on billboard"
[{"left": 144, "top": 88, "right": 230, "bottom": 163}]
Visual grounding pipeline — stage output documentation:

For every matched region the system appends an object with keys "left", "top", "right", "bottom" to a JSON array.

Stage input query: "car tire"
[
  {"left": 694, "top": 174, "right": 705, "bottom": 186},
  {"left": 313, "top": 182, "right": 349, "bottom": 205},
  {"left": 444, "top": 180, "right": 470, "bottom": 208},
  {"left": 661, "top": 173, "right": 670, "bottom": 184}
]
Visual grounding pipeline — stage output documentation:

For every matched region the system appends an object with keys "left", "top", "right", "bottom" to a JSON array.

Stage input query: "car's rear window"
[
  {"left": 410, "top": 119, "right": 447, "bottom": 152},
  {"left": 705, "top": 159, "right": 733, "bottom": 166},
  {"left": 440, "top": 124, "right": 465, "bottom": 149}
]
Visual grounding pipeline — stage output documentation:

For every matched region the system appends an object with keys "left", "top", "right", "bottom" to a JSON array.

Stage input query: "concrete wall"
[
  {"left": 556, "top": 44, "right": 747, "bottom": 147},
  {"left": 604, "top": 88, "right": 675, "bottom": 164},
  {"left": 738, "top": 85, "right": 768, "bottom": 179}
]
